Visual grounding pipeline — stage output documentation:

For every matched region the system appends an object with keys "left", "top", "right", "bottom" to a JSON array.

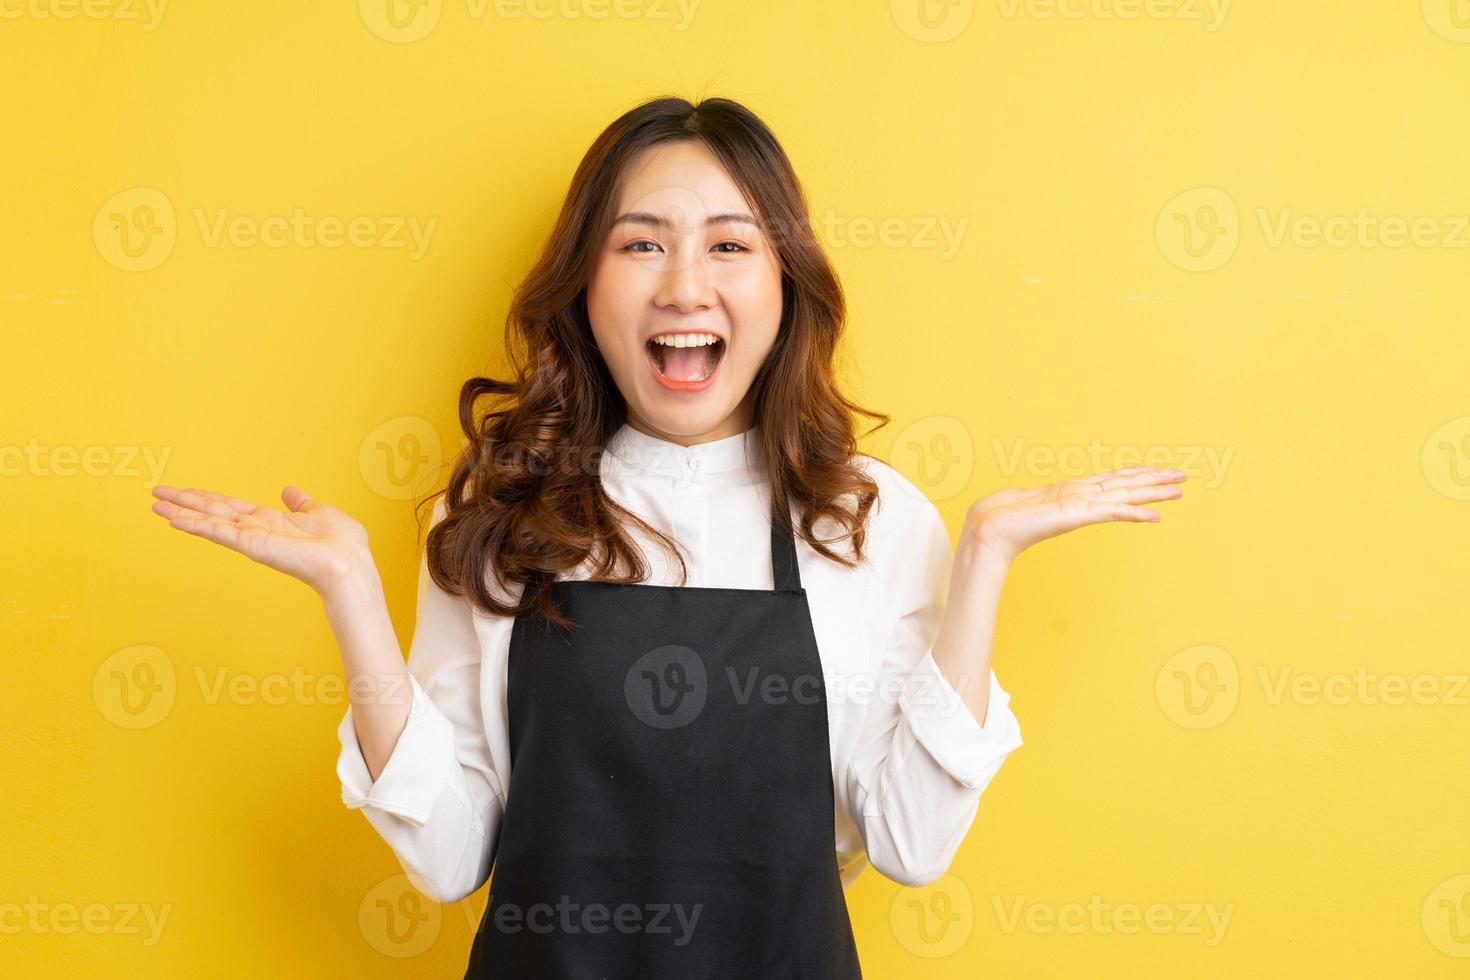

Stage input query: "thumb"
[{"left": 282, "top": 486, "right": 320, "bottom": 513}]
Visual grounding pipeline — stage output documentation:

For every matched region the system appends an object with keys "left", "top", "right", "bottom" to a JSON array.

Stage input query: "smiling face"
[{"left": 586, "top": 139, "right": 784, "bottom": 447}]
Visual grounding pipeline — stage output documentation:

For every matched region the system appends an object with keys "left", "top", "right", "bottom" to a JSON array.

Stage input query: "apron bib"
[{"left": 464, "top": 493, "right": 863, "bottom": 978}]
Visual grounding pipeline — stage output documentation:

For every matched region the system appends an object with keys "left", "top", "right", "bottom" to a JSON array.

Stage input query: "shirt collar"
[{"left": 604, "top": 422, "right": 765, "bottom": 481}]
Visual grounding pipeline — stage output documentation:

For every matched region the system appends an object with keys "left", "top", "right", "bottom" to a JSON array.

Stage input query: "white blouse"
[{"left": 336, "top": 422, "right": 1024, "bottom": 903}]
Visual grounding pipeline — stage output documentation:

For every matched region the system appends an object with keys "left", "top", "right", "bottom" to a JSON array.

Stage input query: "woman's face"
[{"left": 586, "top": 140, "right": 784, "bottom": 447}]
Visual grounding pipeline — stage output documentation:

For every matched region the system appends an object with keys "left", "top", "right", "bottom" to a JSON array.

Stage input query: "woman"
[{"left": 149, "top": 96, "right": 1185, "bottom": 977}]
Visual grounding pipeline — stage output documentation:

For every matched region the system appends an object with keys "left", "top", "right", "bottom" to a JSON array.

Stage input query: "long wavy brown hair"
[{"left": 420, "top": 95, "right": 890, "bottom": 630}]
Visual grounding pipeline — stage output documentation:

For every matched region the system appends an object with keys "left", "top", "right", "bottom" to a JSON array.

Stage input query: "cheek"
[
  {"left": 586, "top": 261, "right": 641, "bottom": 353},
  {"left": 722, "top": 263, "right": 784, "bottom": 349}
]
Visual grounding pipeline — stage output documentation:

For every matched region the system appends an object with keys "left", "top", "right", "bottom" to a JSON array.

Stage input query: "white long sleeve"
[
  {"left": 843, "top": 465, "right": 1024, "bottom": 887},
  {"left": 334, "top": 498, "right": 509, "bottom": 904}
]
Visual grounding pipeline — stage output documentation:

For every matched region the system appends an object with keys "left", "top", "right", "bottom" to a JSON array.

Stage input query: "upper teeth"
[{"left": 651, "top": 333, "right": 721, "bottom": 348}]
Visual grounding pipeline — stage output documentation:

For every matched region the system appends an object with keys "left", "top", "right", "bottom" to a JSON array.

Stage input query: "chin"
[{"left": 630, "top": 401, "right": 735, "bottom": 438}]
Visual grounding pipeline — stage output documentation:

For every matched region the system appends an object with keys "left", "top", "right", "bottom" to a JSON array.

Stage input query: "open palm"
[
  {"left": 149, "top": 484, "right": 372, "bottom": 594},
  {"left": 966, "top": 465, "right": 1187, "bottom": 563}
]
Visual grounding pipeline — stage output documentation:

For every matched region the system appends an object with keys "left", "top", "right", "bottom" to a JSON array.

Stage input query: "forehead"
[{"left": 612, "top": 140, "right": 754, "bottom": 219}]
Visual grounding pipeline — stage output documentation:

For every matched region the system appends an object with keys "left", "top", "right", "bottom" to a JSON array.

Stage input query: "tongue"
[{"left": 661, "top": 345, "right": 710, "bottom": 382}]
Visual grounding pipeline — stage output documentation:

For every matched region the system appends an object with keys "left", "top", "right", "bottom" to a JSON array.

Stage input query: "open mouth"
[{"left": 645, "top": 334, "right": 726, "bottom": 386}]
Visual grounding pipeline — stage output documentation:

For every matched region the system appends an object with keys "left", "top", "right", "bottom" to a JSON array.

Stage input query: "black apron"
[{"left": 464, "top": 493, "right": 863, "bottom": 979}]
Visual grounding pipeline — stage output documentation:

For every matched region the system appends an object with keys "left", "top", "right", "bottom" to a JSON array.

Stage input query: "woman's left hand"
[{"left": 963, "top": 466, "right": 1188, "bottom": 564}]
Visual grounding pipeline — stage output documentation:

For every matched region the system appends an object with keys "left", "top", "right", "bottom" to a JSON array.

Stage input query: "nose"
[{"left": 653, "top": 246, "right": 717, "bottom": 314}]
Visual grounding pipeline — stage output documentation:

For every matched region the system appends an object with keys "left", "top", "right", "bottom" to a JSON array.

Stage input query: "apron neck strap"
[{"left": 769, "top": 494, "right": 802, "bottom": 592}]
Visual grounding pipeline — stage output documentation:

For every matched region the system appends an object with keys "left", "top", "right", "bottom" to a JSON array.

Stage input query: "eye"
[{"left": 619, "top": 240, "right": 751, "bottom": 255}]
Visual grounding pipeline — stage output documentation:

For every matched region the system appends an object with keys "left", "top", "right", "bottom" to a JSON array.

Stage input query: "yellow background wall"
[{"left": 5, "top": 0, "right": 1468, "bottom": 975}]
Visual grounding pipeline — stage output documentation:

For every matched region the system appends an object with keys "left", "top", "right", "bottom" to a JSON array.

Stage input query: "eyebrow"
[{"left": 610, "top": 210, "right": 759, "bottom": 231}]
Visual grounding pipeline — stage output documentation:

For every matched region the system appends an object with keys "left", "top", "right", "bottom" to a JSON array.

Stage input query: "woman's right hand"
[{"left": 149, "top": 484, "right": 373, "bottom": 596}]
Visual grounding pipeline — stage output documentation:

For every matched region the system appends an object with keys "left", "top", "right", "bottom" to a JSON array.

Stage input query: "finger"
[
  {"left": 283, "top": 486, "right": 320, "bottom": 513},
  {"left": 1096, "top": 468, "right": 1188, "bottom": 492},
  {"left": 192, "top": 488, "right": 265, "bottom": 513},
  {"left": 1087, "top": 465, "right": 1155, "bottom": 481},
  {"left": 152, "top": 500, "right": 262, "bottom": 555},
  {"left": 149, "top": 496, "right": 222, "bottom": 525},
  {"left": 1104, "top": 484, "right": 1184, "bottom": 505},
  {"left": 150, "top": 495, "right": 271, "bottom": 535},
  {"left": 150, "top": 497, "right": 239, "bottom": 530},
  {"left": 1066, "top": 499, "right": 1164, "bottom": 525},
  {"left": 151, "top": 485, "right": 260, "bottom": 521}
]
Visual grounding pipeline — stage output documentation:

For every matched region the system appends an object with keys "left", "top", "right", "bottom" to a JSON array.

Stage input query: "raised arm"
[
  {"left": 329, "top": 498, "right": 507, "bottom": 903},
  {"left": 149, "top": 486, "right": 507, "bottom": 903}
]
